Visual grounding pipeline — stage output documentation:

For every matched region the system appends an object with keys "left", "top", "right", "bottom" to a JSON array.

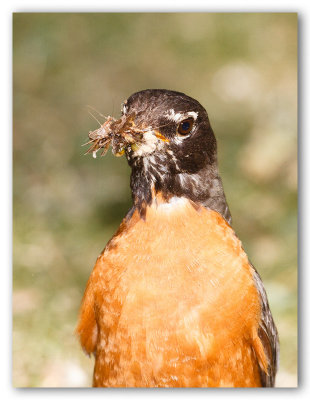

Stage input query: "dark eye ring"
[{"left": 177, "top": 118, "right": 194, "bottom": 136}]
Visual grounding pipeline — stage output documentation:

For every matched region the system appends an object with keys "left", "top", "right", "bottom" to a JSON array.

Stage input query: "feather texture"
[{"left": 76, "top": 199, "right": 277, "bottom": 387}]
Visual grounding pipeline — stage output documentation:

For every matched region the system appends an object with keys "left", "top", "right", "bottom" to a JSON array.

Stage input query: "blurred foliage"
[{"left": 13, "top": 13, "right": 297, "bottom": 387}]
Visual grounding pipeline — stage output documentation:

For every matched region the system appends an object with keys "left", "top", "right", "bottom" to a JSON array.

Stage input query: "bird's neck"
[{"left": 129, "top": 157, "right": 232, "bottom": 224}]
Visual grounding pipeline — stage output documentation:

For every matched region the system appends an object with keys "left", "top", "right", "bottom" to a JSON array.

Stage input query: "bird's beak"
[{"left": 86, "top": 112, "right": 169, "bottom": 158}]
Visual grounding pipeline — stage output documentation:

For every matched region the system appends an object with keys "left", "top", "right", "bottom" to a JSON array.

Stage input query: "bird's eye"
[{"left": 177, "top": 118, "right": 194, "bottom": 136}]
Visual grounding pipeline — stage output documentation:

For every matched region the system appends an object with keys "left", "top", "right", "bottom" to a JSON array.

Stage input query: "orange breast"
[{"left": 76, "top": 197, "right": 265, "bottom": 387}]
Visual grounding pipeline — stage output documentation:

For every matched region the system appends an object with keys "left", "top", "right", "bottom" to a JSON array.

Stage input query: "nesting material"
[{"left": 84, "top": 113, "right": 142, "bottom": 158}]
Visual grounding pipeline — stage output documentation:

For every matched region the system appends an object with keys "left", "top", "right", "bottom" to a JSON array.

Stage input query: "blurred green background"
[{"left": 13, "top": 13, "right": 297, "bottom": 387}]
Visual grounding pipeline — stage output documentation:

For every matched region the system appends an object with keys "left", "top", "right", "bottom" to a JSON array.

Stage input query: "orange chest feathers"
[{"left": 76, "top": 197, "right": 266, "bottom": 387}]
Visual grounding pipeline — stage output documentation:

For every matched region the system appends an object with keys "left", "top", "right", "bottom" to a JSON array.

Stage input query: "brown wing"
[{"left": 252, "top": 265, "right": 279, "bottom": 387}]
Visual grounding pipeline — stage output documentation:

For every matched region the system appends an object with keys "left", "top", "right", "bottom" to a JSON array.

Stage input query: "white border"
[{"left": 2, "top": 1, "right": 307, "bottom": 399}]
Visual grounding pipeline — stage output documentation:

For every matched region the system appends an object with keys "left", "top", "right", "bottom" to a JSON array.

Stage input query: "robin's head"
[
  {"left": 87, "top": 89, "right": 231, "bottom": 222},
  {"left": 121, "top": 89, "right": 216, "bottom": 167}
]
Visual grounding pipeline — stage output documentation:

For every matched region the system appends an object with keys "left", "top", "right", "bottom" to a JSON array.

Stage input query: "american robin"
[{"left": 76, "top": 89, "right": 279, "bottom": 387}]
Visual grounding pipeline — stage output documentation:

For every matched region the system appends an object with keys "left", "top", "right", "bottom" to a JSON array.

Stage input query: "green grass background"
[{"left": 13, "top": 13, "right": 297, "bottom": 387}]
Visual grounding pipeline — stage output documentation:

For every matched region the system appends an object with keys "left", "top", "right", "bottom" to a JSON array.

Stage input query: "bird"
[{"left": 76, "top": 89, "right": 279, "bottom": 387}]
